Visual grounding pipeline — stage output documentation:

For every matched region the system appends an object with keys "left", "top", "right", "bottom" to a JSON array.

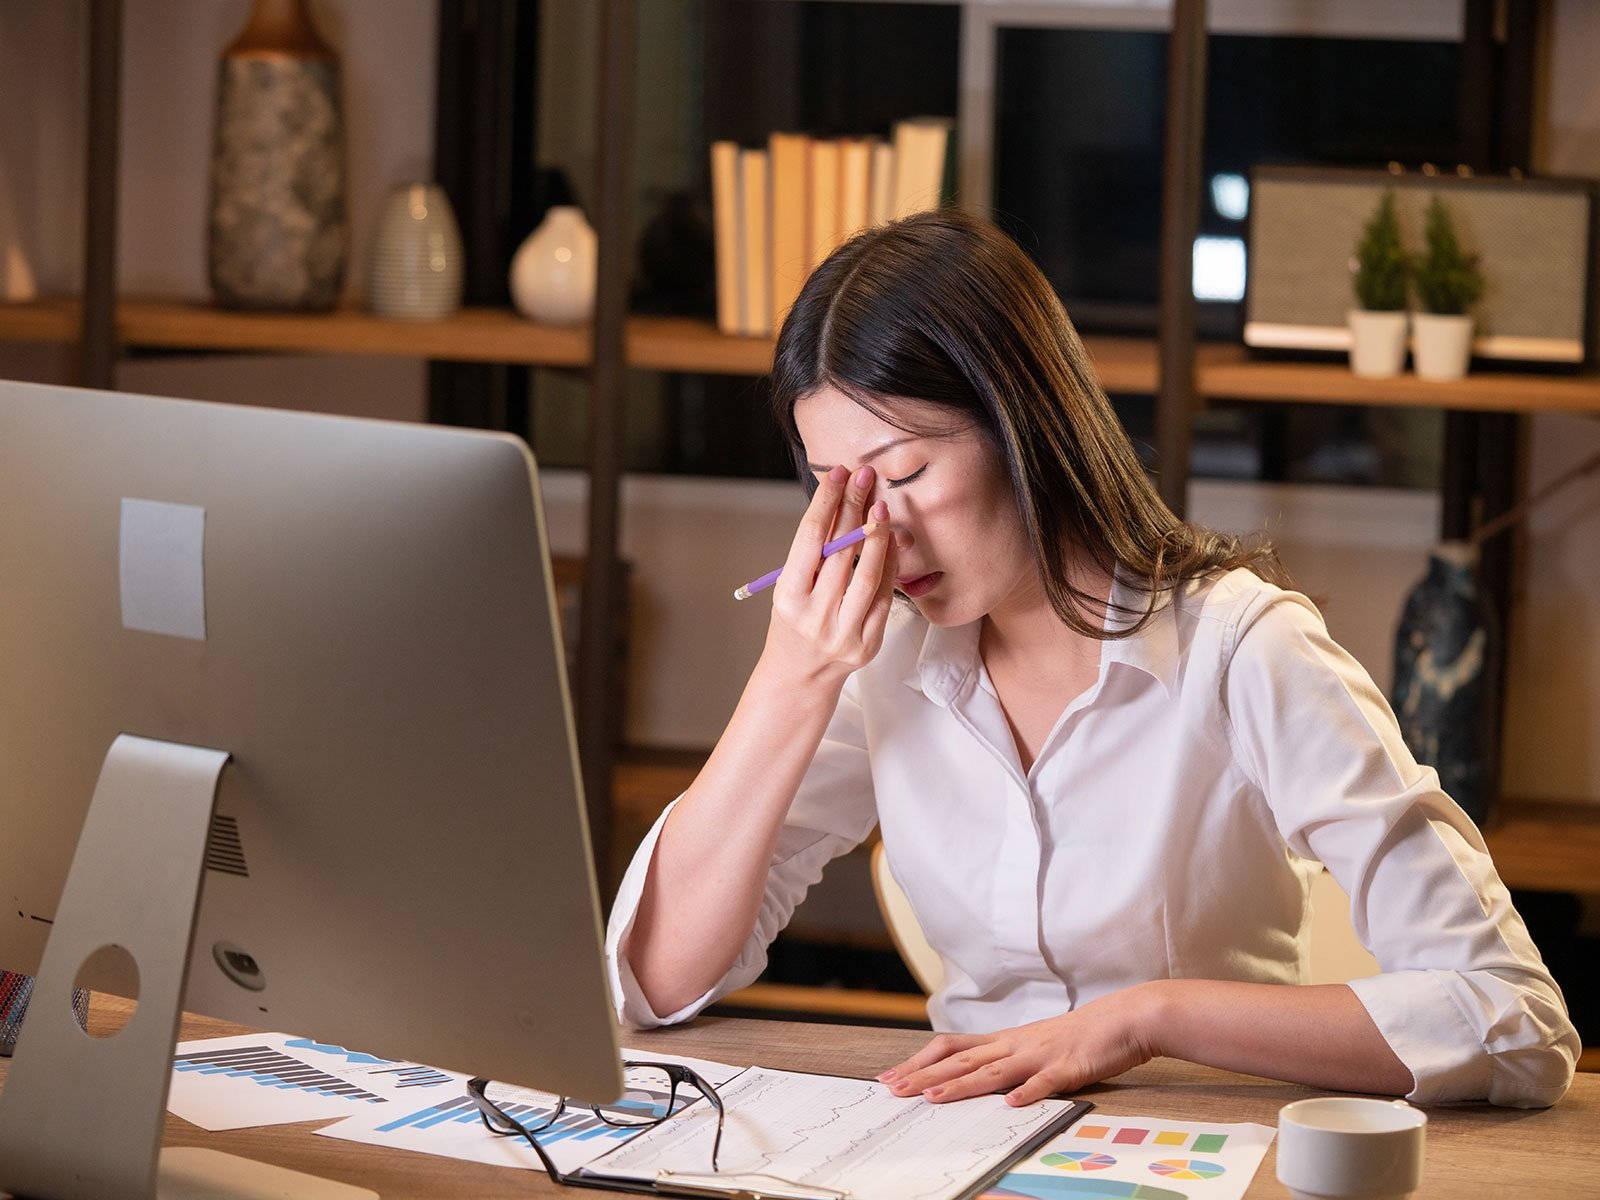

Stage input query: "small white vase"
[
  {"left": 367, "top": 183, "right": 463, "bottom": 320},
  {"left": 1346, "top": 308, "right": 1408, "bottom": 379},
  {"left": 1412, "top": 312, "right": 1475, "bottom": 381},
  {"left": 510, "top": 206, "right": 597, "bottom": 325}
]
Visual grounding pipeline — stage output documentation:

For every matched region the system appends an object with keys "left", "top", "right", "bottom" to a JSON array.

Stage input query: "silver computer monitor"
[{"left": 0, "top": 379, "right": 623, "bottom": 1197}]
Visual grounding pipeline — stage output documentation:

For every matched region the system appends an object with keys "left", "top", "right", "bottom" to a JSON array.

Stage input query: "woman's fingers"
[
  {"left": 838, "top": 500, "right": 892, "bottom": 630},
  {"left": 886, "top": 1042, "right": 1011, "bottom": 1098},
  {"left": 813, "top": 465, "right": 876, "bottom": 598},
  {"left": 878, "top": 1033, "right": 987, "bottom": 1083},
  {"left": 774, "top": 465, "right": 847, "bottom": 605},
  {"left": 859, "top": 533, "right": 898, "bottom": 649},
  {"left": 1005, "top": 1065, "right": 1074, "bottom": 1107},
  {"left": 922, "top": 1056, "right": 1031, "bottom": 1103}
]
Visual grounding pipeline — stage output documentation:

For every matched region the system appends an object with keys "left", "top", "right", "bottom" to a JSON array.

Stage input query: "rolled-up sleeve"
[
  {"left": 604, "top": 674, "right": 878, "bottom": 1029},
  {"left": 1221, "top": 590, "right": 1580, "bottom": 1108}
]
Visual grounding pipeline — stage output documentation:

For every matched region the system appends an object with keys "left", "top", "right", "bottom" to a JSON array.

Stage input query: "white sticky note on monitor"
[{"left": 120, "top": 497, "right": 207, "bottom": 640}]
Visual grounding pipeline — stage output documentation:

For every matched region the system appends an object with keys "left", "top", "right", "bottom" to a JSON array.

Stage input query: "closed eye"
[{"left": 886, "top": 465, "right": 927, "bottom": 488}]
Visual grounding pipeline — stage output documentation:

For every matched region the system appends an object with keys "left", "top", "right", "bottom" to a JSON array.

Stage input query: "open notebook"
[{"left": 553, "top": 1064, "right": 1092, "bottom": 1200}]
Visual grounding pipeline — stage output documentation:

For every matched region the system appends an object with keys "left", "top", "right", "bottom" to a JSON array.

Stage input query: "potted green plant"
[
  {"left": 1412, "top": 196, "right": 1484, "bottom": 381},
  {"left": 1347, "top": 191, "right": 1411, "bottom": 378}
]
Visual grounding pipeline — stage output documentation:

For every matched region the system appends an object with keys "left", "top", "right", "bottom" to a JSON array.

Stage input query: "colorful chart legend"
[
  {"left": 991, "top": 1115, "right": 1275, "bottom": 1200},
  {"left": 1072, "top": 1123, "right": 1229, "bottom": 1153}
]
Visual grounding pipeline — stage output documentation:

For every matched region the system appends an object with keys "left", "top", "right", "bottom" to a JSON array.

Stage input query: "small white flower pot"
[
  {"left": 1412, "top": 312, "right": 1475, "bottom": 381},
  {"left": 510, "top": 206, "right": 597, "bottom": 325},
  {"left": 1346, "top": 309, "right": 1408, "bottom": 378}
]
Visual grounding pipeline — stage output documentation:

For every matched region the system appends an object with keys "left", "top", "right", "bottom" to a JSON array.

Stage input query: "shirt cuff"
[
  {"left": 604, "top": 797, "right": 723, "bottom": 1029},
  {"left": 1347, "top": 969, "right": 1490, "bottom": 1105}
]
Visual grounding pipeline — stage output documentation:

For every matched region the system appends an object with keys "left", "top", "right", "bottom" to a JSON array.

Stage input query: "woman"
[{"left": 606, "top": 210, "right": 1578, "bottom": 1109}]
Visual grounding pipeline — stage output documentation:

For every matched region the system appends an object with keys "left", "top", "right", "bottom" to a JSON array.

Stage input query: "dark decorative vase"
[
  {"left": 207, "top": 0, "right": 347, "bottom": 310},
  {"left": 1390, "top": 541, "right": 1495, "bottom": 826},
  {"left": 0, "top": 970, "right": 89, "bottom": 1057}
]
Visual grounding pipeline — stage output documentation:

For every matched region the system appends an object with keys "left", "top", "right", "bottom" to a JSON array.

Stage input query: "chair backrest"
[
  {"left": 870, "top": 844, "right": 1380, "bottom": 995},
  {"left": 869, "top": 842, "right": 944, "bottom": 995},
  {"left": 1306, "top": 867, "right": 1382, "bottom": 984}
]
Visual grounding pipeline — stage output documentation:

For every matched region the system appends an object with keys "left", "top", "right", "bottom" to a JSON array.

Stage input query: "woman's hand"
[
  {"left": 761, "top": 464, "right": 899, "bottom": 687},
  {"left": 877, "top": 985, "right": 1161, "bottom": 1106}
]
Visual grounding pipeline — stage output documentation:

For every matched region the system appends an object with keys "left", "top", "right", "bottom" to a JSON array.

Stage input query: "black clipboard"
[{"left": 538, "top": 1065, "right": 1095, "bottom": 1200}]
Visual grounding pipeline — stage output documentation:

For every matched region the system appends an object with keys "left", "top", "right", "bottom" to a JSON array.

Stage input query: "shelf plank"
[
  {"left": 6, "top": 299, "right": 1600, "bottom": 416},
  {"left": 628, "top": 315, "right": 774, "bottom": 375},
  {"left": 716, "top": 982, "right": 929, "bottom": 1025},
  {"left": 1484, "top": 800, "right": 1600, "bottom": 896},
  {"left": 123, "top": 300, "right": 593, "bottom": 366},
  {"left": 0, "top": 298, "right": 593, "bottom": 366},
  {"left": 1200, "top": 347, "right": 1600, "bottom": 416},
  {"left": 0, "top": 297, "right": 79, "bottom": 343}
]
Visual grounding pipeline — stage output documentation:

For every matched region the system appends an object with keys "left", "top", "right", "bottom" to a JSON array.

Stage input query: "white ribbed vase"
[
  {"left": 367, "top": 183, "right": 464, "bottom": 320},
  {"left": 509, "top": 206, "right": 597, "bottom": 325}
]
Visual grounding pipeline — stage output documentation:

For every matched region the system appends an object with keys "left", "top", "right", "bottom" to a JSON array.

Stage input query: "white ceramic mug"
[{"left": 1277, "top": 1097, "right": 1426, "bottom": 1200}]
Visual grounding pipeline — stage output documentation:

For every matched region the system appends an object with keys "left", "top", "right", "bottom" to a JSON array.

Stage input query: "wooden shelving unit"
[
  {"left": 5, "top": 298, "right": 1599, "bottom": 417},
  {"left": 18, "top": 1, "right": 1595, "bottom": 1033}
]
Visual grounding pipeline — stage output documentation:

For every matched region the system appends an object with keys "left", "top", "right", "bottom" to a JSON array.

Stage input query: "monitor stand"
[{"left": 0, "top": 735, "right": 374, "bottom": 1200}]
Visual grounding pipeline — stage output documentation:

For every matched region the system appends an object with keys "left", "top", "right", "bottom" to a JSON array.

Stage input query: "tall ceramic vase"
[
  {"left": 208, "top": 0, "right": 348, "bottom": 310},
  {"left": 1390, "top": 541, "right": 1495, "bottom": 825}
]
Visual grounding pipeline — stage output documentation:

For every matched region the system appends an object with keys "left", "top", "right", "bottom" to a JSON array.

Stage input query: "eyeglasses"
[{"left": 467, "top": 1060, "right": 725, "bottom": 1178}]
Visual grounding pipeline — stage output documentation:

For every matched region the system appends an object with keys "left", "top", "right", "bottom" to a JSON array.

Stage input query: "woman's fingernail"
[
  {"left": 925, "top": 1087, "right": 943, "bottom": 1100},
  {"left": 828, "top": 465, "right": 849, "bottom": 485},
  {"left": 877, "top": 1070, "right": 898, "bottom": 1082},
  {"left": 853, "top": 465, "right": 874, "bottom": 489},
  {"left": 871, "top": 500, "right": 888, "bottom": 521}
]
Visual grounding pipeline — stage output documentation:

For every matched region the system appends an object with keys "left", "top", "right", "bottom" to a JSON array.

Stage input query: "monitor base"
[{"left": 0, "top": 735, "right": 230, "bottom": 1200}]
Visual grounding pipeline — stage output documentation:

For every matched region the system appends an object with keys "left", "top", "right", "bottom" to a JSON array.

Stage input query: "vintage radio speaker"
[{"left": 1245, "top": 166, "right": 1597, "bottom": 365}]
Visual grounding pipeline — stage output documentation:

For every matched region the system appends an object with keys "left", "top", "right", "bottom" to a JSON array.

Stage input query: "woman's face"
[{"left": 792, "top": 385, "right": 1041, "bottom": 628}]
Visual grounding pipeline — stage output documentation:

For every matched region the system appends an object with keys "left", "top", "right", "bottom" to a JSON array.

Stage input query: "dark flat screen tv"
[{"left": 993, "top": 27, "right": 1462, "bottom": 339}]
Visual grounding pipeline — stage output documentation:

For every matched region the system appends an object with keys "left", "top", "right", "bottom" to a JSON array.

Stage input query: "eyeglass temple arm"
[{"left": 467, "top": 1077, "right": 572, "bottom": 1182}]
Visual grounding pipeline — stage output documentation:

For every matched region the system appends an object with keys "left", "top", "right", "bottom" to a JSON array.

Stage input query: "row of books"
[{"left": 710, "top": 117, "right": 957, "bottom": 338}]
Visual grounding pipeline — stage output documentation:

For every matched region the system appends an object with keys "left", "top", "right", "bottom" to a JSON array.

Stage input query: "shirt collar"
[
  {"left": 900, "top": 563, "right": 1180, "bottom": 703},
  {"left": 1101, "top": 563, "right": 1180, "bottom": 697},
  {"left": 901, "top": 618, "right": 981, "bottom": 707}
]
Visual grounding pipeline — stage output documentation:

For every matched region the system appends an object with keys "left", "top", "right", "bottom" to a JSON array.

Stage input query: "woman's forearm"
[
  {"left": 622, "top": 656, "right": 846, "bottom": 1016},
  {"left": 1144, "top": 979, "right": 1414, "bottom": 1096}
]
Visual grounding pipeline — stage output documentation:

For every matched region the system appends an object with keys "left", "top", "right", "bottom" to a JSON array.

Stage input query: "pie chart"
[
  {"left": 980, "top": 1173, "right": 1189, "bottom": 1200},
  {"left": 1149, "top": 1158, "right": 1226, "bottom": 1181},
  {"left": 1041, "top": 1151, "right": 1117, "bottom": 1172}
]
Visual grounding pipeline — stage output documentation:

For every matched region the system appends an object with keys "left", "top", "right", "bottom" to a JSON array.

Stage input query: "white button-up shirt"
[{"left": 606, "top": 567, "right": 1579, "bottom": 1108}]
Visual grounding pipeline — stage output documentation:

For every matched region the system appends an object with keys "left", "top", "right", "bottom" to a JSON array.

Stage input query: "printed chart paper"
[
  {"left": 979, "top": 1114, "right": 1275, "bottom": 1200},
  {"left": 314, "top": 1050, "right": 743, "bottom": 1174},
  {"left": 167, "top": 1032, "right": 460, "bottom": 1131},
  {"left": 589, "top": 1065, "right": 1078, "bottom": 1200}
]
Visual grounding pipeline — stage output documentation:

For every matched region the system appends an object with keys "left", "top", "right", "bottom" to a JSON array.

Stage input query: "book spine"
[
  {"left": 769, "top": 132, "right": 812, "bottom": 333},
  {"left": 741, "top": 148, "right": 773, "bottom": 336},
  {"left": 710, "top": 141, "right": 741, "bottom": 336}
]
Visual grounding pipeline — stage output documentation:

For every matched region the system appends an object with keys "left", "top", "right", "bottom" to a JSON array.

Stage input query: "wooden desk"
[{"left": 3, "top": 1000, "right": 1597, "bottom": 1198}]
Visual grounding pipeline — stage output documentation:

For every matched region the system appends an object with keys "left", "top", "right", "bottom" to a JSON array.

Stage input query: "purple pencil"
[{"left": 733, "top": 522, "right": 879, "bottom": 600}]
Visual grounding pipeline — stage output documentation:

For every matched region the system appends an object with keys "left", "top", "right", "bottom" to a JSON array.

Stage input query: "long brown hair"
[{"left": 769, "top": 209, "right": 1291, "bottom": 640}]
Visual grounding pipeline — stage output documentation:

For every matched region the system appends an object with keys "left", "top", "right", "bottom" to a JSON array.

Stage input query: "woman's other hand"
[{"left": 876, "top": 985, "right": 1161, "bottom": 1105}]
